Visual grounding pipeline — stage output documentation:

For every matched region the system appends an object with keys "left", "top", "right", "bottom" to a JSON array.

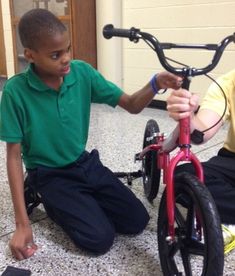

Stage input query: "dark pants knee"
[
  {"left": 68, "top": 224, "right": 115, "bottom": 255},
  {"left": 122, "top": 203, "right": 150, "bottom": 235},
  {"left": 43, "top": 202, "right": 116, "bottom": 255}
]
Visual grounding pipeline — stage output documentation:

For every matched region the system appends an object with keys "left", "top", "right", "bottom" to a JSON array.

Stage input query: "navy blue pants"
[
  {"left": 27, "top": 150, "right": 149, "bottom": 254},
  {"left": 176, "top": 148, "right": 235, "bottom": 224}
]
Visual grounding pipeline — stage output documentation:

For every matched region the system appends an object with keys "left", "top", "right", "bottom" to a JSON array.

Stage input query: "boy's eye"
[{"left": 51, "top": 53, "right": 59, "bottom": 60}]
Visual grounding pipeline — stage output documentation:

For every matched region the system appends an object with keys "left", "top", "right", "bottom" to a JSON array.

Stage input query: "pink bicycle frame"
[
  {"left": 140, "top": 110, "right": 204, "bottom": 240},
  {"left": 165, "top": 116, "right": 204, "bottom": 238}
]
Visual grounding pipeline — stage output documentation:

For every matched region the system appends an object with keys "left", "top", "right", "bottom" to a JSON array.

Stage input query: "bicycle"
[{"left": 103, "top": 24, "right": 235, "bottom": 276}]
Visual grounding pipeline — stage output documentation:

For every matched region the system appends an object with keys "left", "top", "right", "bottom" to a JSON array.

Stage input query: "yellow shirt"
[{"left": 200, "top": 69, "right": 235, "bottom": 153}]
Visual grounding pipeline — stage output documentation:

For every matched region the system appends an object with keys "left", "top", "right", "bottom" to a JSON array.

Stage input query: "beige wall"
[
  {"left": 2, "top": 0, "right": 235, "bottom": 101},
  {"left": 96, "top": 0, "right": 122, "bottom": 87},
  {"left": 122, "top": 0, "right": 235, "bottom": 101}
]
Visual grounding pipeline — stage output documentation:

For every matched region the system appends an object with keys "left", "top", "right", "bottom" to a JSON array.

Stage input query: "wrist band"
[{"left": 150, "top": 74, "right": 159, "bottom": 95}]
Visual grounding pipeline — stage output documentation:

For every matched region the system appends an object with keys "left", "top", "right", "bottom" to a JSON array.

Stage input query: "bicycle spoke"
[
  {"left": 167, "top": 242, "right": 182, "bottom": 275},
  {"left": 184, "top": 205, "right": 206, "bottom": 256},
  {"left": 174, "top": 195, "right": 206, "bottom": 274},
  {"left": 175, "top": 204, "right": 186, "bottom": 227},
  {"left": 185, "top": 201, "right": 196, "bottom": 237},
  {"left": 187, "top": 239, "right": 205, "bottom": 256},
  {"left": 180, "top": 247, "right": 192, "bottom": 276}
]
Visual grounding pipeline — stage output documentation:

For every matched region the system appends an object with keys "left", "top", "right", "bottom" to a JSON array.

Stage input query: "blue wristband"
[{"left": 150, "top": 74, "right": 159, "bottom": 95}]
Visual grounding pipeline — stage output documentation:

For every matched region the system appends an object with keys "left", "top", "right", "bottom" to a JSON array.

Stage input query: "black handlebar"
[
  {"left": 103, "top": 24, "right": 140, "bottom": 41},
  {"left": 103, "top": 24, "right": 235, "bottom": 77}
]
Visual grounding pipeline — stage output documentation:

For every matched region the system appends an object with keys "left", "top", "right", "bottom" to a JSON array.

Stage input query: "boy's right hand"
[
  {"left": 9, "top": 224, "right": 38, "bottom": 260},
  {"left": 166, "top": 88, "right": 199, "bottom": 120}
]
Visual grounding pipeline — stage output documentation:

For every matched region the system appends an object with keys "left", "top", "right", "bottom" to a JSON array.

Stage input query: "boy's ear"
[{"left": 24, "top": 48, "right": 35, "bottom": 63}]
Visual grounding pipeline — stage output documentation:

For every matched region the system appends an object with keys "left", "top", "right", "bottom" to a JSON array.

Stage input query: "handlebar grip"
[{"left": 103, "top": 24, "right": 140, "bottom": 41}]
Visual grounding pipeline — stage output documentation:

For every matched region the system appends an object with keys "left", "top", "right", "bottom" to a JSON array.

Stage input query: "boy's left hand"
[{"left": 157, "top": 72, "right": 183, "bottom": 90}]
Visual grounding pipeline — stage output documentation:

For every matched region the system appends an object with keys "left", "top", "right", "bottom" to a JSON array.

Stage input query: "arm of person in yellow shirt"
[{"left": 166, "top": 88, "right": 223, "bottom": 143}]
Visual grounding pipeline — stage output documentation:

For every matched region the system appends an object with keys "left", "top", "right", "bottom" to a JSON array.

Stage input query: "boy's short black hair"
[{"left": 18, "top": 8, "right": 67, "bottom": 50}]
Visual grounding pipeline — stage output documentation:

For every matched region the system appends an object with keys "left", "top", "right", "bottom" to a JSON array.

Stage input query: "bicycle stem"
[{"left": 179, "top": 76, "right": 191, "bottom": 160}]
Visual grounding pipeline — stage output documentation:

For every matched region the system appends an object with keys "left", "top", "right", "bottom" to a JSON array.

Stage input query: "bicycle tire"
[
  {"left": 142, "top": 119, "right": 161, "bottom": 202},
  {"left": 157, "top": 172, "right": 224, "bottom": 276}
]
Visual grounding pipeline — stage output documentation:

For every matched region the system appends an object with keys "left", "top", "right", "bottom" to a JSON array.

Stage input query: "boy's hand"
[
  {"left": 157, "top": 72, "right": 183, "bottom": 90},
  {"left": 166, "top": 88, "right": 199, "bottom": 120},
  {"left": 9, "top": 224, "right": 38, "bottom": 260}
]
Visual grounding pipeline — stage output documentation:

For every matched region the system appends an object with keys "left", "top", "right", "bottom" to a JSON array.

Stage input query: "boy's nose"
[{"left": 62, "top": 52, "right": 71, "bottom": 64}]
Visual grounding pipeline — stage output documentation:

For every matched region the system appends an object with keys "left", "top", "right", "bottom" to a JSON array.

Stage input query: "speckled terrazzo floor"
[{"left": 0, "top": 104, "right": 235, "bottom": 276}]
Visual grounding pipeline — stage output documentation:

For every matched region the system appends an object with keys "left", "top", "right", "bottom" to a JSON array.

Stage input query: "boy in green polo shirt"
[{"left": 0, "top": 8, "right": 182, "bottom": 260}]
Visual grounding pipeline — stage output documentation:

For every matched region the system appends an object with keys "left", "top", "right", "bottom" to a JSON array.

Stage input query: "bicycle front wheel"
[{"left": 157, "top": 172, "right": 224, "bottom": 276}]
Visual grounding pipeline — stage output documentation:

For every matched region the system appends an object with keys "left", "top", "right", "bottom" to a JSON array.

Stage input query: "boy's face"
[{"left": 24, "top": 31, "right": 71, "bottom": 79}]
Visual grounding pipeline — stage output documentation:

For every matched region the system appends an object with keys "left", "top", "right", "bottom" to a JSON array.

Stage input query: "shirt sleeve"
[
  {"left": 0, "top": 89, "right": 23, "bottom": 143},
  {"left": 200, "top": 73, "right": 231, "bottom": 122},
  {"left": 88, "top": 65, "right": 123, "bottom": 107}
]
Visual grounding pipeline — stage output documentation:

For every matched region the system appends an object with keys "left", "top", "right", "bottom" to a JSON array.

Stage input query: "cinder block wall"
[{"left": 122, "top": 0, "right": 235, "bottom": 101}]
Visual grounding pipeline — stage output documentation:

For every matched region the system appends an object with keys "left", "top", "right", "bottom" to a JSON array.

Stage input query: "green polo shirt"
[{"left": 0, "top": 60, "right": 123, "bottom": 168}]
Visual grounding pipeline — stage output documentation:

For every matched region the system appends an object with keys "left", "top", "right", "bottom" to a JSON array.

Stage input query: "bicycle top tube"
[{"left": 103, "top": 24, "right": 235, "bottom": 77}]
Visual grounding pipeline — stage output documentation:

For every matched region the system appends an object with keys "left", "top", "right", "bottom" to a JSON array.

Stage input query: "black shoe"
[{"left": 24, "top": 173, "right": 41, "bottom": 215}]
